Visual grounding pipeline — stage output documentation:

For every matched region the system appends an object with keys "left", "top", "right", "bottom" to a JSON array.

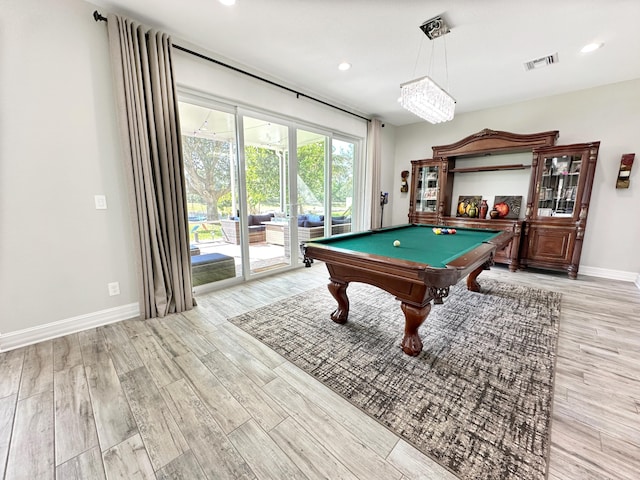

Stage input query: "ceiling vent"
[{"left": 523, "top": 53, "right": 559, "bottom": 71}]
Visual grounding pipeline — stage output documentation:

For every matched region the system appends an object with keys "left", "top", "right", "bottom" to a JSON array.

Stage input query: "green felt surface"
[{"left": 310, "top": 224, "right": 502, "bottom": 268}]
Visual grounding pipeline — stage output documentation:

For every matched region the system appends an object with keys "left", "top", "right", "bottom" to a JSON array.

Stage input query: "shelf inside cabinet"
[{"left": 449, "top": 164, "right": 531, "bottom": 173}]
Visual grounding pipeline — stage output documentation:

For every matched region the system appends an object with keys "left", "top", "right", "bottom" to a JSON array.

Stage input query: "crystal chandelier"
[
  {"left": 400, "top": 76, "right": 455, "bottom": 123},
  {"left": 400, "top": 16, "right": 456, "bottom": 124}
]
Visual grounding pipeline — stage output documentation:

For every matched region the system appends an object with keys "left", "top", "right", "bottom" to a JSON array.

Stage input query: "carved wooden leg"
[
  {"left": 467, "top": 258, "right": 493, "bottom": 292},
  {"left": 466, "top": 265, "right": 483, "bottom": 292},
  {"left": 400, "top": 302, "right": 431, "bottom": 356},
  {"left": 327, "top": 280, "right": 349, "bottom": 324}
]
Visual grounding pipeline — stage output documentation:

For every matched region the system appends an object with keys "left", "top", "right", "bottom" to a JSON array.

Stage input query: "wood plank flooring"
[{"left": 0, "top": 263, "right": 639, "bottom": 479}]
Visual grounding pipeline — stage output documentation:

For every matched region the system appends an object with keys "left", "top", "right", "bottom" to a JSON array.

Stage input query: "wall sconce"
[
  {"left": 616, "top": 153, "right": 634, "bottom": 189},
  {"left": 400, "top": 170, "right": 410, "bottom": 192}
]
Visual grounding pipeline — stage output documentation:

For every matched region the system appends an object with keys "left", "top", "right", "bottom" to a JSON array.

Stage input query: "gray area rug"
[{"left": 229, "top": 279, "right": 561, "bottom": 479}]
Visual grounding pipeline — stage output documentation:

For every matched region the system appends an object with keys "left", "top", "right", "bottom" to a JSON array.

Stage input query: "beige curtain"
[
  {"left": 367, "top": 119, "right": 383, "bottom": 229},
  {"left": 107, "top": 14, "right": 193, "bottom": 318}
]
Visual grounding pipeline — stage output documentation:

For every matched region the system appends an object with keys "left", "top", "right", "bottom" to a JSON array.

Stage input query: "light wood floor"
[{"left": 1, "top": 262, "right": 639, "bottom": 479}]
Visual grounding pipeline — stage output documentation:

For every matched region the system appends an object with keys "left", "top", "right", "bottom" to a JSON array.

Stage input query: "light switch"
[{"left": 95, "top": 195, "right": 107, "bottom": 210}]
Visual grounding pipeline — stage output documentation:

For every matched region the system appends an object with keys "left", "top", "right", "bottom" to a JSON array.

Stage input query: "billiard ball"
[{"left": 393, "top": 240, "right": 401, "bottom": 247}]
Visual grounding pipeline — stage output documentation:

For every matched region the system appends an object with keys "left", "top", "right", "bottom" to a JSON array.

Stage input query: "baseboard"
[
  {"left": 0, "top": 303, "right": 140, "bottom": 352},
  {"left": 579, "top": 265, "right": 640, "bottom": 285}
]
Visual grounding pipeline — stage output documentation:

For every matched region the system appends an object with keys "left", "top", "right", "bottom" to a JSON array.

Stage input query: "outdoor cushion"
[
  {"left": 191, "top": 253, "right": 236, "bottom": 285},
  {"left": 303, "top": 220, "right": 324, "bottom": 227},
  {"left": 248, "top": 213, "right": 275, "bottom": 225},
  {"left": 191, "top": 253, "right": 233, "bottom": 266}
]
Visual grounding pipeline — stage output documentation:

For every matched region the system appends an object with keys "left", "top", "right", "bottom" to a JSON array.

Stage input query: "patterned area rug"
[{"left": 229, "top": 279, "right": 561, "bottom": 479}]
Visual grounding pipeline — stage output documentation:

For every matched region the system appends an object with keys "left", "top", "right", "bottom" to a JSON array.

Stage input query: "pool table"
[{"left": 302, "top": 224, "right": 512, "bottom": 356}]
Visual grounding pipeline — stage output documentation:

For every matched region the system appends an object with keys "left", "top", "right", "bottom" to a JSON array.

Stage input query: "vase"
[
  {"left": 489, "top": 208, "right": 500, "bottom": 219},
  {"left": 479, "top": 200, "right": 488, "bottom": 219}
]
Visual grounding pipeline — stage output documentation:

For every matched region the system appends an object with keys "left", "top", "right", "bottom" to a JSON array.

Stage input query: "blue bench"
[{"left": 191, "top": 253, "right": 236, "bottom": 286}]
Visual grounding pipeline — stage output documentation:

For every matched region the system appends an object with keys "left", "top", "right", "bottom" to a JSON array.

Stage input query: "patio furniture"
[
  {"left": 191, "top": 253, "right": 236, "bottom": 285},
  {"left": 220, "top": 213, "right": 275, "bottom": 244}
]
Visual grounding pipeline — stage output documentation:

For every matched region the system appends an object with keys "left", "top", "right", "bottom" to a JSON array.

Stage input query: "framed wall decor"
[
  {"left": 493, "top": 195, "right": 522, "bottom": 219},
  {"left": 616, "top": 153, "right": 635, "bottom": 189},
  {"left": 456, "top": 195, "right": 482, "bottom": 217}
]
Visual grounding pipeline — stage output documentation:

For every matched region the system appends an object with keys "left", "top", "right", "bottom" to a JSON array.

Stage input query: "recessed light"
[
  {"left": 219, "top": 0, "right": 236, "bottom": 5},
  {"left": 338, "top": 62, "right": 351, "bottom": 71},
  {"left": 580, "top": 43, "right": 603, "bottom": 53}
]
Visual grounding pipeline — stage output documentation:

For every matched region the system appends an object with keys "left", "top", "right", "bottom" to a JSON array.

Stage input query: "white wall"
[
  {"left": 0, "top": 0, "right": 138, "bottom": 346},
  {"left": 390, "top": 79, "right": 640, "bottom": 276}
]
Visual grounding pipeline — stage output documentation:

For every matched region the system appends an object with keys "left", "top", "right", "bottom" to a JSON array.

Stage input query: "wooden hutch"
[{"left": 408, "top": 128, "right": 600, "bottom": 278}]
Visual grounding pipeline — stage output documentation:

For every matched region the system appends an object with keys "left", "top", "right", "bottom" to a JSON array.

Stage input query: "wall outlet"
[{"left": 108, "top": 282, "right": 120, "bottom": 296}]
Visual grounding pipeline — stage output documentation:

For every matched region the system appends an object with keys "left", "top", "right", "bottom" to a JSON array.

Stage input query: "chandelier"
[
  {"left": 400, "top": 76, "right": 455, "bottom": 123},
  {"left": 400, "top": 15, "right": 455, "bottom": 124}
]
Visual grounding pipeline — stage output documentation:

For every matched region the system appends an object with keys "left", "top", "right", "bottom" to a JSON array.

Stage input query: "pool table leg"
[
  {"left": 328, "top": 280, "right": 349, "bottom": 324},
  {"left": 400, "top": 302, "right": 431, "bottom": 356},
  {"left": 467, "top": 259, "right": 492, "bottom": 292}
]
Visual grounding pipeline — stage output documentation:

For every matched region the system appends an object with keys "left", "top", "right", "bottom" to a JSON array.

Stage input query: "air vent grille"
[{"left": 523, "top": 53, "right": 559, "bottom": 71}]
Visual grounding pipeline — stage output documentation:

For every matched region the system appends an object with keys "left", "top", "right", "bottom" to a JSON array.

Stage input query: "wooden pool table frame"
[{"left": 302, "top": 227, "right": 513, "bottom": 356}]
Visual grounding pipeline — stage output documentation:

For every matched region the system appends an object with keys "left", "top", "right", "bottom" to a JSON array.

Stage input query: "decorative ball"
[{"left": 393, "top": 240, "right": 401, "bottom": 247}]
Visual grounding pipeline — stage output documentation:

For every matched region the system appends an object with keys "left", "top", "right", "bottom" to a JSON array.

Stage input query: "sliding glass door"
[
  {"left": 294, "top": 131, "right": 356, "bottom": 254},
  {"left": 242, "top": 116, "right": 292, "bottom": 274},
  {"left": 296, "top": 129, "right": 327, "bottom": 245},
  {"left": 331, "top": 138, "right": 355, "bottom": 235},
  {"left": 178, "top": 102, "right": 242, "bottom": 286},
  {"left": 178, "top": 95, "right": 362, "bottom": 288}
]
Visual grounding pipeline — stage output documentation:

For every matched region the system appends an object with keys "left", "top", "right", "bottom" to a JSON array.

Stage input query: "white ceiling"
[{"left": 89, "top": 0, "right": 640, "bottom": 126}]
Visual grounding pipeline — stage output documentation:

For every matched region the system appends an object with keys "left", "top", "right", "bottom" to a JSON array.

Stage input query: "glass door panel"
[
  {"left": 243, "top": 117, "right": 291, "bottom": 274},
  {"left": 415, "top": 164, "right": 439, "bottom": 213},
  {"left": 296, "top": 129, "right": 328, "bottom": 226},
  {"left": 296, "top": 129, "right": 327, "bottom": 243},
  {"left": 331, "top": 139, "right": 354, "bottom": 235},
  {"left": 178, "top": 102, "right": 242, "bottom": 286},
  {"left": 537, "top": 154, "right": 581, "bottom": 217}
]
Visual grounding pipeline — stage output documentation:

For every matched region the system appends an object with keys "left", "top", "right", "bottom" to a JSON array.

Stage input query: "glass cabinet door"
[
  {"left": 415, "top": 164, "right": 439, "bottom": 213},
  {"left": 537, "top": 154, "right": 581, "bottom": 217}
]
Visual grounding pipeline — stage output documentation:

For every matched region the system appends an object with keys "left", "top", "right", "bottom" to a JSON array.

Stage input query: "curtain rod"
[{"left": 93, "top": 11, "right": 371, "bottom": 123}]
